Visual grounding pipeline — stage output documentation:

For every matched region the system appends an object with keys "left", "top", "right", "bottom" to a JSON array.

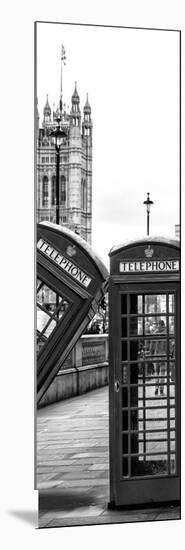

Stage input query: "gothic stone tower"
[{"left": 37, "top": 83, "right": 92, "bottom": 244}]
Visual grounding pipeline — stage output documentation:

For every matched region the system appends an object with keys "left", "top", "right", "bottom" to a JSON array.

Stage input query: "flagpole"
[{"left": 60, "top": 45, "right": 63, "bottom": 115}]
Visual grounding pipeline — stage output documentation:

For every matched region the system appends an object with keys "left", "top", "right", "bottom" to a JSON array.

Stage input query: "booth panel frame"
[{"left": 109, "top": 279, "right": 180, "bottom": 507}]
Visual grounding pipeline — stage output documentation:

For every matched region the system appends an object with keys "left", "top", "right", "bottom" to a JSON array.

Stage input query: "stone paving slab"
[{"left": 37, "top": 386, "right": 180, "bottom": 528}]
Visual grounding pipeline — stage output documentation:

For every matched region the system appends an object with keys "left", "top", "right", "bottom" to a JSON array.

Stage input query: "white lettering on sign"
[
  {"left": 119, "top": 260, "right": 179, "bottom": 273},
  {"left": 37, "top": 238, "right": 92, "bottom": 288}
]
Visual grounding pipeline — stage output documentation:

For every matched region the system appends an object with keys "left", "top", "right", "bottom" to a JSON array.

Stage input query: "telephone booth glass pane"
[
  {"left": 121, "top": 291, "right": 177, "bottom": 479},
  {"left": 37, "top": 279, "right": 70, "bottom": 354}
]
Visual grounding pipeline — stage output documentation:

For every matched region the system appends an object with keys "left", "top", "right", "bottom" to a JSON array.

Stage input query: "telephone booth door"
[{"left": 109, "top": 238, "right": 180, "bottom": 507}]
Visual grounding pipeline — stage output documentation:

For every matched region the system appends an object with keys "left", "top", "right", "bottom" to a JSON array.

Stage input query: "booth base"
[{"left": 108, "top": 500, "right": 180, "bottom": 511}]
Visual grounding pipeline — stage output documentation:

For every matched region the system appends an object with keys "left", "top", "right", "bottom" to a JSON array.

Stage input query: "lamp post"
[
  {"left": 143, "top": 192, "right": 154, "bottom": 236},
  {"left": 50, "top": 118, "right": 66, "bottom": 317},
  {"left": 50, "top": 118, "right": 66, "bottom": 225}
]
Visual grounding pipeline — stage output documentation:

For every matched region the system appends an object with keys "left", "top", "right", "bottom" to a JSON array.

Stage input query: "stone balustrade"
[{"left": 39, "top": 334, "right": 109, "bottom": 407}]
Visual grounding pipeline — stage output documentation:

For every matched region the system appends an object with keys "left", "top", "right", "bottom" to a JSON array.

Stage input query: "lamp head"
[
  {"left": 143, "top": 192, "right": 154, "bottom": 213},
  {"left": 50, "top": 121, "right": 67, "bottom": 148}
]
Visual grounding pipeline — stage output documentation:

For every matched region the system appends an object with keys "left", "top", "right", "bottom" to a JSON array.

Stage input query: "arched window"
[
  {"left": 61, "top": 175, "right": 66, "bottom": 204},
  {"left": 42, "top": 176, "right": 48, "bottom": 207},
  {"left": 51, "top": 175, "right": 56, "bottom": 206},
  {"left": 81, "top": 179, "right": 87, "bottom": 211}
]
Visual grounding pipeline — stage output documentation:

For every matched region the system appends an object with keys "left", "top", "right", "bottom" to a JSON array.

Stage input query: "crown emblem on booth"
[
  {"left": 66, "top": 245, "right": 76, "bottom": 257},
  {"left": 144, "top": 245, "right": 154, "bottom": 258}
]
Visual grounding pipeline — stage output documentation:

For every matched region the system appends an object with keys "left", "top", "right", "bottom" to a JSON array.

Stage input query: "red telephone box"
[
  {"left": 109, "top": 237, "right": 180, "bottom": 507},
  {"left": 37, "top": 222, "right": 108, "bottom": 403}
]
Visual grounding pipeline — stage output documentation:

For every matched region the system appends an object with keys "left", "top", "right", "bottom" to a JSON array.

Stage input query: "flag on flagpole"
[{"left": 61, "top": 44, "right": 66, "bottom": 65}]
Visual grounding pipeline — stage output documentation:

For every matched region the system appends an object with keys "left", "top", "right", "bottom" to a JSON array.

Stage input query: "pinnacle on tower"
[
  {"left": 72, "top": 81, "right": 79, "bottom": 99},
  {"left": 71, "top": 82, "right": 80, "bottom": 111},
  {"left": 84, "top": 93, "right": 91, "bottom": 113},
  {"left": 43, "top": 94, "right": 51, "bottom": 116},
  {"left": 82, "top": 93, "right": 92, "bottom": 137}
]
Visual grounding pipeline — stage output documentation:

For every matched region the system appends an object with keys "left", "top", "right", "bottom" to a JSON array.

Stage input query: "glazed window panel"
[
  {"left": 169, "top": 340, "right": 175, "bottom": 358},
  {"left": 144, "top": 295, "right": 166, "bottom": 314},
  {"left": 122, "top": 341, "right": 128, "bottom": 361},
  {"left": 121, "top": 294, "right": 127, "bottom": 314},
  {"left": 37, "top": 308, "right": 56, "bottom": 334},
  {"left": 169, "top": 316, "right": 175, "bottom": 334},
  {"left": 122, "top": 365, "right": 128, "bottom": 384},
  {"left": 122, "top": 387, "right": 128, "bottom": 407},
  {"left": 120, "top": 290, "right": 177, "bottom": 480},
  {"left": 122, "top": 434, "right": 129, "bottom": 454},
  {"left": 121, "top": 317, "right": 128, "bottom": 337},
  {"left": 170, "top": 455, "right": 176, "bottom": 474},
  {"left": 130, "top": 363, "right": 139, "bottom": 384},
  {"left": 37, "top": 279, "right": 70, "bottom": 354},
  {"left": 130, "top": 294, "right": 142, "bottom": 314},
  {"left": 169, "top": 294, "right": 175, "bottom": 313},
  {"left": 130, "top": 317, "right": 143, "bottom": 336},
  {"left": 130, "top": 455, "right": 168, "bottom": 477}
]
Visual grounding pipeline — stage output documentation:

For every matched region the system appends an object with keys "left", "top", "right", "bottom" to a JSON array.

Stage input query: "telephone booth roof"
[
  {"left": 38, "top": 221, "right": 109, "bottom": 280},
  {"left": 109, "top": 236, "right": 180, "bottom": 257}
]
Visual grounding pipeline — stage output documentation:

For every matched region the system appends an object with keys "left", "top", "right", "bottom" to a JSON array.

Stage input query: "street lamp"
[
  {"left": 143, "top": 192, "right": 154, "bottom": 236},
  {"left": 50, "top": 118, "right": 66, "bottom": 225}
]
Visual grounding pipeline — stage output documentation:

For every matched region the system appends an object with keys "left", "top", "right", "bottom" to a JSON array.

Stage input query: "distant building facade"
[{"left": 36, "top": 80, "right": 92, "bottom": 244}]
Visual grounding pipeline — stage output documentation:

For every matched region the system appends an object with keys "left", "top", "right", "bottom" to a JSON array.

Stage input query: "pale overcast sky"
[{"left": 36, "top": 22, "right": 180, "bottom": 265}]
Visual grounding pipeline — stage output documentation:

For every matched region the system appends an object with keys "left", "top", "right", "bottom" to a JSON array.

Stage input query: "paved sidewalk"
[{"left": 37, "top": 386, "right": 180, "bottom": 528}]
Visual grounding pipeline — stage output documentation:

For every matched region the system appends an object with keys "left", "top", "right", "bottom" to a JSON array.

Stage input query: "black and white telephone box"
[
  {"left": 109, "top": 237, "right": 180, "bottom": 507},
  {"left": 37, "top": 222, "right": 108, "bottom": 404}
]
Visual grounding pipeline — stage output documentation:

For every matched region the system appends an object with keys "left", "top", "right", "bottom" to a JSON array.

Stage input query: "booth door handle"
[{"left": 114, "top": 380, "right": 120, "bottom": 393}]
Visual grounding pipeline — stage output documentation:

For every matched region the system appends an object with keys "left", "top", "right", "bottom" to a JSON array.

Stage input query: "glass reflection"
[
  {"left": 145, "top": 431, "right": 168, "bottom": 441},
  {"left": 140, "top": 440, "right": 168, "bottom": 454},
  {"left": 144, "top": 317, "right": 157, "bottom": 334},
  {"left": 120, "top": 290, "right": 177, "bottom": 479},
  {"left": 122, "top": 365, "right": 128, "bottom": 384},
  {"left": 37, "top": 307, "right": 57, "bottom": 337},
  {"left": 169, "top": 294, "right": 175, "bottom": 313},
  {"left": 170, "top": 364, "right": 175, "bottom": 383},
  {"left": 130, "top": 317, "right": 143, "bottom": 336},
  {"left": 169, "top": 316, "right": 175, "bottom": 334},
  {"left": 37, "top": 278, "right": 42, "bottom": 290},
  {"left": 44, "top": 319, "right": 57, "bottom": 337},
  {"left": 37, "top": 308, "right": 51, "bottom": 333},
  {"left": 130, "top": 294, "right": 140, "bottom": 314},
  {"left": 145, "top": 295, "right": 166, "bottom": 314},
  {"left": 37, "top": 283, "right": 61, "bottom": 307},
  {"left": 131, "top": 455, "right": 168, "bottom": 476},
  {"left": 170, "top": 455, "right": 176, "bottom": 474},
  {"left": 169, "top": 340, "right": 175, "bottom": 358}
]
